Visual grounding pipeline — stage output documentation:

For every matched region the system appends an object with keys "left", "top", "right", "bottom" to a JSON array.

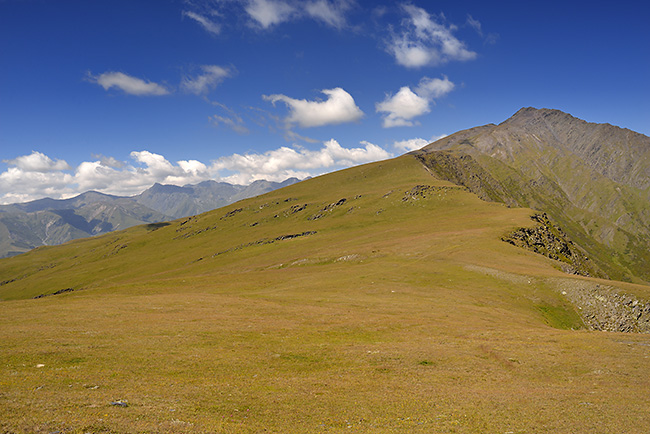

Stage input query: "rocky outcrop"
[
  {"left": 552, "top": 279, "right": 650, "bottom": 333},
  {"left": 502, "top": 213, "right": 606, "bottom": 278},
  {"left": 401, "top": 185, "right": 463, "bottom": 202},
  {"left": 468, "top": 264, "right": 650, "bottom": 333}
]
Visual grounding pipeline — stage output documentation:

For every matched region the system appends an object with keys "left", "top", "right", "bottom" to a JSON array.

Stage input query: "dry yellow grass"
[{"left": 1, "top": 156, "right": 649, "bottom": 432}]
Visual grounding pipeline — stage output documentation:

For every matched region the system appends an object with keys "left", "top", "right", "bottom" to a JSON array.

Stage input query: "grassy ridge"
[{"left": 1, "top": 156, "right": 650, "bottom": 432}]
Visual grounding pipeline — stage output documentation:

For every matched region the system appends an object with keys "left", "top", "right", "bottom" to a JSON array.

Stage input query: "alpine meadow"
[
  {"left": 3, "top": 109, "right": 650, "bottom": 432},
  {"left": 2, "top": 1, "right": 650, "bottom": 433}
]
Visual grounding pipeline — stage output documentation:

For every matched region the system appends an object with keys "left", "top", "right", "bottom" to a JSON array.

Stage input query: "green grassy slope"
[{"left": 1, "top": 155, "right": 650, "bottom": 433}]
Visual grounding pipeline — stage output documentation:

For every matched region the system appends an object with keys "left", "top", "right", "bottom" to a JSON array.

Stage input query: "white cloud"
[
  {"left": 466, "top": 14, "right": 499, "bottom": 45},
  {"left": 0, "top": 141, "right": 392, "bottom": 203},
  {"left": 4, "top": 151, "right": 71, "bottom": 172},
  {"left": 0, "top": 166, "right": 74, "bottom": 204},
  {"left": 244, "top": 0, "right": 355, "bottom": 29},
  {"left": 305, "top": 0, "right": 353, "bottom": 29},
  {"left": 245, "top": 0, "right": 296, "bottom": 28},
  {"left": 0, "top": 151, "right": 212, "bottom": 203},
  {"left": 211, "top": 139, "right": 391, "bottom": 184},
  {"left": 392, "top": 138, "right": 429, "bottom": 152},
  {"left": 376, "top": 76, "right": 454, "bottom": 128},
  {"left": 181, "top": 65, "right": 232, "bottom": 95},
  {"left": 73, "top": 151, "right": 211, "bottom": 196},
  {"left": 376, "top": 87, "right": 429, "bottom": 128},
  {"left": 392, "top": 134, "right": 447, "bottom": 152},
  {"left": 263, "top": 87, "right": 364, "bottom": 128},
  {"left": 387, "top": 4, "right": 476, "bottom": 68},
  {"left": 89, "top": 71, "right": 170, "bottom": 96},
  {"left": 415, "top": 76, "right": 455, "bottom": 100},
  {"left": 183, "top": 10, "right": 221, "bottom": 35},
  {"left": 207, "top": 101, "right": 250, "bottom": 134}
]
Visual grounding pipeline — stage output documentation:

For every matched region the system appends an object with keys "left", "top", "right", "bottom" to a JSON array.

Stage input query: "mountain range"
[
  {"left": 0, "top": 178, "right": 299, "bottom": 258},
  {"left": 2, "top": 108, "right": 650, "bottom": 432}
]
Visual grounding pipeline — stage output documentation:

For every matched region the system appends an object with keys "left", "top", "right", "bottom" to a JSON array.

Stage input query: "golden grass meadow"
[{"left": 2, "top": 156, "right": 650, "bottom": 433}]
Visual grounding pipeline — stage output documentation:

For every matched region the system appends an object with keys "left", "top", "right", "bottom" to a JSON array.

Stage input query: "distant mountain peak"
[
  {"left": 503, "top": 107, "right": 580, "bottom": 126},
  {"left": 146, "top": 183, "right": 190, "bottom": 194},
  {"left": 0, "top": 177, "right": 301, "bottom": 258}
]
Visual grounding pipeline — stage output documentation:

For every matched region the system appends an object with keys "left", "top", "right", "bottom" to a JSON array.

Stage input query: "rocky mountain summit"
[{"left": 413, "top": 107, "right": 650, "bottom": 282}]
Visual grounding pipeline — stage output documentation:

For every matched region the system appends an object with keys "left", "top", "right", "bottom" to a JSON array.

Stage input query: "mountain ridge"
[
  {"left": 413, "top": 106, "right": 650, "bottom": 282},
  {"left": 0, "top": 177, "right": 300, "bottom": 258}
]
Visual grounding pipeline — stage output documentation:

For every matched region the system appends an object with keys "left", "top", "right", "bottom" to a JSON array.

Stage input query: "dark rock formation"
[{"left": 502, "top": 213, "right": 605, "bottom": 278}]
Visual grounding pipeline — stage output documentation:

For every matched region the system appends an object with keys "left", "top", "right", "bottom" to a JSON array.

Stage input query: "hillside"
[
  {"left": 413, "top": 107, "right": 650, "bottom": 282},
  {"left": 1, "top": 150, "right": 650, "bottom": 433},
  {"left": 0, "top": 178, "right": 299, "bottom": 258}
]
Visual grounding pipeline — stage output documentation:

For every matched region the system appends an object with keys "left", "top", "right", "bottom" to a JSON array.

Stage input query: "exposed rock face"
[
  {"left": 551, "top": 279, "right": 650, "bottom": 333},
  {"left": 502, "top": 213, "right": 605, "bottom": 278},
  {"left": 469, "top": 264, "right": 650, "bottom": 333},
  {"left": 412, "top": 107, "right": 650, "bottom": 282}
]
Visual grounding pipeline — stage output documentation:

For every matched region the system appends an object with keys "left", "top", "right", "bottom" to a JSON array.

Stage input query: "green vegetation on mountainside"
[{"left": 415, "top": 108, "right": 650, "bottom": 283}]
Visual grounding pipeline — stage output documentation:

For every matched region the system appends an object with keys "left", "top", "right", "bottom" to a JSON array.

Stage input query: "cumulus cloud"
[
  {"left": 376, "top": 76, "right": 454, "bottom": 127},
  {"left": 0, "top": 140, "right": 391, "bottom": 203},
  {"left": 0, "top": 151, "right": 211, "bottom": 203},
  {"left": 376, "top": 87, "right": 429, "bottom": 128},
  {"left": 181, "top": 65, "right": 232, "bottom": 95},
  {"left": 0, "top": 166, "right": 74, "bottom": 204},
  {"left": 90, "top": 154, "right": 125, "bottom": 168},
  {"left": 415, "top": 76, "right": 455, "bottom": 100},
  {"left": 89, "top": 71, "right": 170, "bottom": 96},
  {"left": 263, "top": 87, "right": 364, "bottom": 128},
  {"left": 211, "top": 139, "right": 390, "bottom": 184},
  {"left": 73, "top": 151, "right": 211, "bottom": 195},
  {"left": 4, "top": 151, "right": 71, "bottom": 172},
  {"left": 387, "top": 4, "right": 476, "bottom": 68},
  {"left": 183, "top": 10, "right": 222, "bottom": 35}
]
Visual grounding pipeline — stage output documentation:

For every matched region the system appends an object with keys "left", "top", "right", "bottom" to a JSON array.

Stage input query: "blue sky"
[{"left": 1, "top": 0, "right": 648, "bottom": 203}]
